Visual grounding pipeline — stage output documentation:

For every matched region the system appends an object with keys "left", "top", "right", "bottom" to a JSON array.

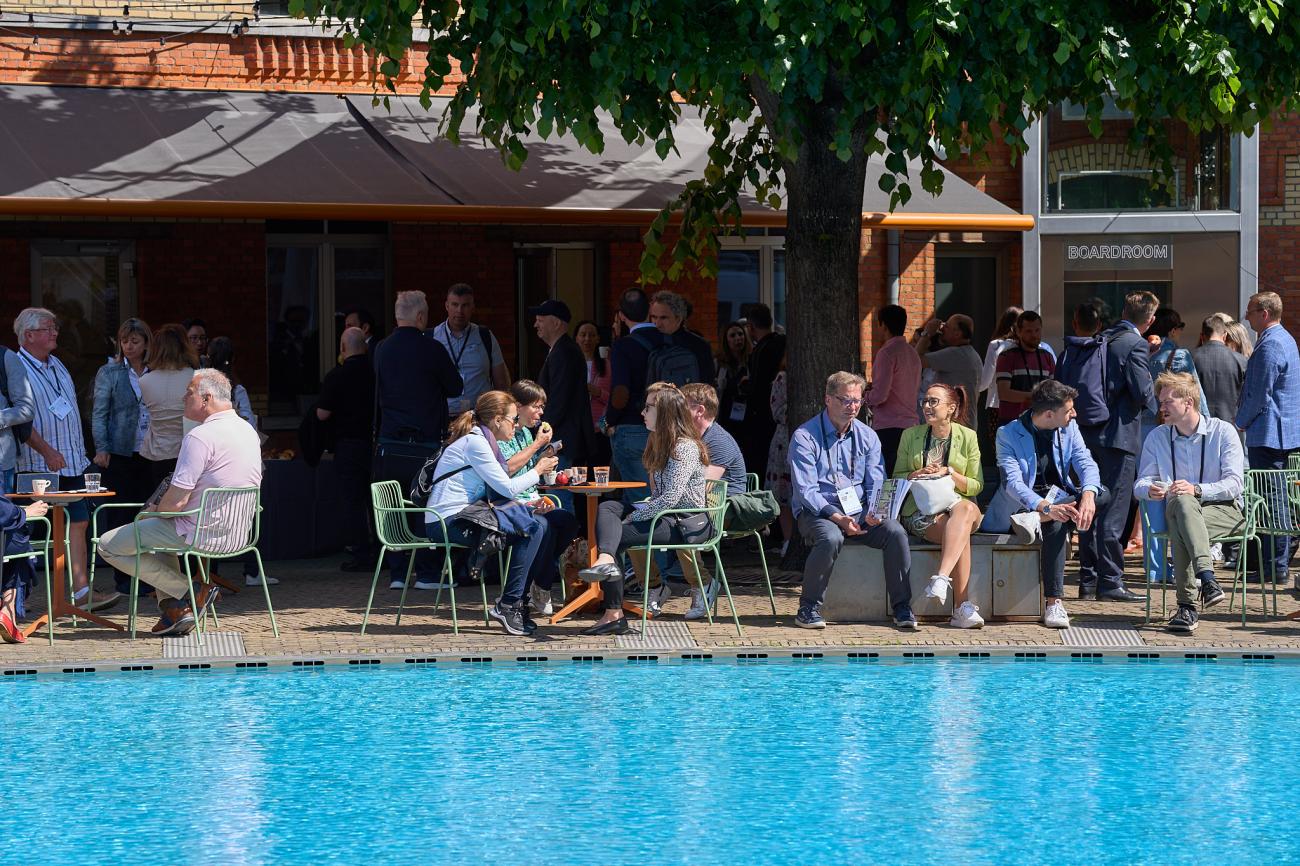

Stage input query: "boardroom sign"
[{"left": 1063, "top": 235, "right": 1173, "bottom": 270}]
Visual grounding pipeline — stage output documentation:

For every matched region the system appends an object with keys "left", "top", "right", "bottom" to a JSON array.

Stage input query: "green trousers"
[{"left": 1164, "top": 494, "right": 1244, "bottom": 607}]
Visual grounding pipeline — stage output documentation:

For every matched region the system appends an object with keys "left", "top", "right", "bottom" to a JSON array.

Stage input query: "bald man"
[{"left": 318, "top": 326, "right": 376, "bottom": 570}]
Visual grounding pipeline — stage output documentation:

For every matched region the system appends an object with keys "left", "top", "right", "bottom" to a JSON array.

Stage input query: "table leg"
[
  {"left": 550, "top": 494, "right": 604, "bottom": 624},
  {"left": 22, "top": 504, "right": 123, "bottom": 638}
]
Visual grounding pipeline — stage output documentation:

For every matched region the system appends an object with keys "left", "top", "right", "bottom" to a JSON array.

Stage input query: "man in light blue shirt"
[
  {"left": 1236, "top": 291, "right": 1300, "bottom": 582},
  {"left": 429, "top": 282, "right": 510, "bottom": 416},
  {"left": 1136, "top": 372, "right": 1243, "bottom": 634},
  {"left": 789, "top": 371, "right": 913, "bottom": 630}
]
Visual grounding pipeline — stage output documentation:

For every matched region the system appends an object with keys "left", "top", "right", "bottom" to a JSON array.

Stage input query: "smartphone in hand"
[{"left": 542, "top": 440, "right": 564, "bottom": 457}]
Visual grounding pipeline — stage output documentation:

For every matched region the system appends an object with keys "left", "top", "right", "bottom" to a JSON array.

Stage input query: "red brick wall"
[
  {"left": 607, "top": 235, "right": 721, "bottom": 349},
  {"left": 944, "top": 128, "right": 1024, "bottom": 213},
  {"left": 1259, "top": 118, "right": 1300, "bottom": 321},
  {"left": 0, "top": 238, "right": 31, "bottom": 348}
]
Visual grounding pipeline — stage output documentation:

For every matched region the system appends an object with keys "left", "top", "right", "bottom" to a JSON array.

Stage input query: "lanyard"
[
  {"left": 20, "top": 350, "right": 64, "bottom": 399},
  {"left": 819, "top": 413, "right": 858, "bottom": 485},
  {"left": 922, "top": 427, "right": 952, "bottom": 468},
  {"left": 440, "top": 325, "right": 473, "bottom": 368},
  {"left": 1169, "top": 427, "right": 1207, "bottom": 484}
]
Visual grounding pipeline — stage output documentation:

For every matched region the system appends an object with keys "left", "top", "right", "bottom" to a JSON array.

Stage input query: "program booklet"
[{"left": 868, "top": 478, "right": 911, "bottom": 523}]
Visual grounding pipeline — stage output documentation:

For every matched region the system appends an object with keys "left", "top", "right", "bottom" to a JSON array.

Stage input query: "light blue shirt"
[
  {"left": 424, "top": 430, "right": 538, "bottom": 523},
  {"left": 430, "top": 322, "right": 505, "bottom": 416},
  {"left": 1134, "top": 415, "right": 1244, "bottom": 503},
  {"left": 789, "top": 411, "right": 885, "bottom": 520}
]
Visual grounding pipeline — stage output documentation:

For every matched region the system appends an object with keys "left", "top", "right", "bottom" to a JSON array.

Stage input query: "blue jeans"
[
  {"left": 611, "top": 424, "right": 650, "bottom": 506},
  {"left": 425, "top": 517, "right": 544, "bottom": 607},
  {"left": 531, "top": 508, "right": 580, "bottom": 591}
]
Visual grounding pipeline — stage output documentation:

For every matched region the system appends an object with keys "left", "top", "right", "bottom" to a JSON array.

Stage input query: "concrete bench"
[{"left": 822, "top": 533, "right": 1043, "bottom": 622}]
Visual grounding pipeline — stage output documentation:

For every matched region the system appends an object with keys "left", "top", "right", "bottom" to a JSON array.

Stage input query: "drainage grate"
[
  {"left": 1060, "top": 622, "right": 1145, "bottom": 648},
  {"left": 615, "top": 620, "right": 697, "bottom": 650},
  {"left": 162, "top": 631, "right": 247, "bottom": 659}
]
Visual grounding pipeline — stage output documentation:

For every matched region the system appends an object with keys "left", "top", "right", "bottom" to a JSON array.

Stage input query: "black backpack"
[
  {"left": 0, "top": 347, "right": 32, "bottom": 444},
  {"left": 633, "top": 330, "right": 701, "bottom": 389},
  {"left": 409, "top": 449, "right": 473, "bottom": 507}
]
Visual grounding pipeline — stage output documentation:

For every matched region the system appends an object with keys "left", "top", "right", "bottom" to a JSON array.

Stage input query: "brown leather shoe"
[{"left": 151, "top": 601, "right": 195, "bottom": 636}]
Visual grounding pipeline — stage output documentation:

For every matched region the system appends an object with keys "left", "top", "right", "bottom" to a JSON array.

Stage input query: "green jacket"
[{"left": 891, "top": 423, "right": 984, "bottom": 518}]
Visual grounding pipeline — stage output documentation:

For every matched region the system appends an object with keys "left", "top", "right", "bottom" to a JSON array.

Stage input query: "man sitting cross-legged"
[
  {"left": 1133, "top": 371, "right": 1244, "bottom": 634},
  {"left": 99, "top": 369, "right": 262, "bottom": 636}
]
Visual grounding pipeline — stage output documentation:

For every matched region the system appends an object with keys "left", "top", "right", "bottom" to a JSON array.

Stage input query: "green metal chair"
[
  {"left": 362, "top": 480, "right": 484, "bottom": 635},
  {"left": 1140, "top": 492, "right": 1261, "bottom": 626},
  {"left": 628, "top": 479, "right": 740, "bottom": 636},
  {"left": 3, "top": 515, "right": 54, "bottom": 644},
  {"left": 1243, "top": 468, "right": 1300, "bottom": 617},
  {"left": 125, "top": 486, "right": 276, "bottom": 642},
  {"left": 718, "top": 472, "right": 777, "bottom": 616}
]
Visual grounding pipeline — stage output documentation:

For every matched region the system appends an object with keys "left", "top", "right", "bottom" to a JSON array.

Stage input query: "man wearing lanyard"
[
  {"left": 1136, "top": 372, "right": 1244, "bottom": 633},
  {"left": 788, "top": 371, "right": 914, "bottom": 630},
  {"left": 14, "top": 307, "right": 118, "bottom": 611},
  {"left": 430, "top": 282, "right": 510, "bottom": 417}
]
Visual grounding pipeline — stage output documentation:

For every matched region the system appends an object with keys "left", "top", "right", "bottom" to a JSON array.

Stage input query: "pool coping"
[{"left": 6, "top": 643, "right": 1300, "bottom": 677}]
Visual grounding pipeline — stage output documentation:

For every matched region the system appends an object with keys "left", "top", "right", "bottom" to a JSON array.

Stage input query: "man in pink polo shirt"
[
  {"left": 100, "top": 368, "right": 262, "bottom": 636},
  {"left": 865, "top": 304, "right": 921, "bottom": 471}
]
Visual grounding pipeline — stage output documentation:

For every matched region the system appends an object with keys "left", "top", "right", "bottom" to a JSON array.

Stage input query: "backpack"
[
  {"left": 633, "top": 330, "right": 700, "bottom": 389},
  {"left": 0, "top": 347, "right": 32, "bottom": 445},
  {"left": 409, "top": 449, "right": 474, "bottom": 507},
  {"left": 1057, "top": 333, "right": 1110, "bottom": 426}
]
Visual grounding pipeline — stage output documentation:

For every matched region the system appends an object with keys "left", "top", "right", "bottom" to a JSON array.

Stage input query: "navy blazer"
[{"left": 1091, "top": 322, "right": 1157, "bottom": 455}]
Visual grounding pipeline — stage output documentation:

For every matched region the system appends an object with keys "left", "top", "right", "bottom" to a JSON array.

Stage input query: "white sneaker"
[
  {"left": 529, "top": 583, "right": 554, "bottom": 616},
  {"left": 646, "top": 582, "right": 672, "bottom": 615},
  {"left": 924, "top": 574, "right": 951, "bottom": 603},
  {"left": 389, "top": 579, "right": 406, "bottom": 590},
  {"left": 684, "top": 587, "right": 709, "bottom": 620},
  {"left": 1043, "top": 600, "right": 1071, "bottom": 629},
  {"left": 1210, "top": 542, "right": 1224, "bottom": 563},
  {"left": 244, "top": 574, "right": 279, "bottom": 587},
  {"left": 413, "top": 579, "right": 453, "bottom": 590},
  {"left": 950, "top": 601, "right": 984, "bottom": 629}
]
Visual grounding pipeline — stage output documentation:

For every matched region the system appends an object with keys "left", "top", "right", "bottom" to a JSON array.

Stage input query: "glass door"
[{"left": 30, "top": 240, "right": 136, "bottom": 424}]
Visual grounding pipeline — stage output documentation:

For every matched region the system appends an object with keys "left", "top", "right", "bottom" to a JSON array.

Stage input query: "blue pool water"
[{"left": 5, "top": 660, "right": 1300, "bottom": 864}]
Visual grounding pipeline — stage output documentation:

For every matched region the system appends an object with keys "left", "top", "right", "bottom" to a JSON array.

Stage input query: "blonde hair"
[
  {"left": 825, "top": 371, "right": 867, "bottom": 396},
  {"left": 1154, "top": 371, "right": 1202, "bottom": 410},
  {"left": 643, "top": 385, "right": 708, "bottom": 474},
  {"left": 448, "top": 390, "right": 516, "bottom": 442},
  {"left": 1224, "top": 320, "right": 1253, "bottom": 358}
]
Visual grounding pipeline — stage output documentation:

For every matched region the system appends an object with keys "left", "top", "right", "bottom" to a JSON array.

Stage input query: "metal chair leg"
[
  {"left": 395, "top": 553, "right": 417, "bottom": 626},
  {"left": 753, "top": 535, "right": 777, "bottom": 616},
  {"left": 360, "top": 547, "right": 386, "bottom": 635},
  {"left": 251, "top": 548, "right": 278, "bottom": 637}
]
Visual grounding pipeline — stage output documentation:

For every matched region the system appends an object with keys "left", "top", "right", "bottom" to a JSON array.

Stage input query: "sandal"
[{"left": 0, "top": 609, "right": 26, "bottom": 644}]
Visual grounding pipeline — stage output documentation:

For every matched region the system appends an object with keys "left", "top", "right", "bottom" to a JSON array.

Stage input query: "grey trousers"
[{"left": 797, "top": 512, "right": 912, "bottom": 612}]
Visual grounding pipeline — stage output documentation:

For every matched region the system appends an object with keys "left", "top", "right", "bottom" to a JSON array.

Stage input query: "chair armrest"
[
  {"left": 91, "top": 501, "right": 147, "bottom": 532},
  {"left": 135, "top": 508, "right": 202, "bottom": 521}
]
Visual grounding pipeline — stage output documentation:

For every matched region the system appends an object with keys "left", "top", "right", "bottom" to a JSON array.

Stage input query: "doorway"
[
  {"left": 30, "top": 239, "right": 136, "bottom": 424},
  {"left": 935, "top": 253, "right": 1001, "bottom": 352},
  {"left": 514, "top": 244, "right": 599, "bottom": 379}
]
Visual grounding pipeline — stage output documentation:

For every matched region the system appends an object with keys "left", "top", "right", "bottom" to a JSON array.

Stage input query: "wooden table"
[
  {"left": 9, "top": 490, "right": 123, "bottom": 638},
  {"left": 541, "top": 481, "right": 647, "bottom": 624}
]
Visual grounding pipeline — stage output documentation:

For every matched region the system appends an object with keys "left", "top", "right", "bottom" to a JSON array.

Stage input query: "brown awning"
[{"left": 0, "top": 84, "right": 1033, "bottom": 231}]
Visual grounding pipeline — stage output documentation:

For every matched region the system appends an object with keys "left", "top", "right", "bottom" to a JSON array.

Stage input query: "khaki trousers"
[
  {"left": 627, "top": 549, "right": 712, "bottom": 588},
  {"left": 99, "top": 518, "right": 193, "bottom": 602},
  {"left": 1164, "top": 495, "right": 1244, "bottom": 607}
]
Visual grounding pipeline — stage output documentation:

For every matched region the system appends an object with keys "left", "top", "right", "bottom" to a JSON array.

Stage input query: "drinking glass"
[
  {"left": 84, "top": 472, "right": 102, "bottom": 493},
  {"left": 593, "top": 466, "right": 610, "bottom": 485}
]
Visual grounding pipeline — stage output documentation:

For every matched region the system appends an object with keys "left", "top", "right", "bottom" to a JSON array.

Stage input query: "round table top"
[
  {"left": 539, "top": 481, "right": 646, "bottom": 494},
  {"left": 6, "top": 490, "right": 117, "bottom": 500}
]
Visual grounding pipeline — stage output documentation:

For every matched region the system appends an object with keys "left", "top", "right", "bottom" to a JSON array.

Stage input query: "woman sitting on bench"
[{"left": 892, "top": 383, "right": 985, "bottom": 628}]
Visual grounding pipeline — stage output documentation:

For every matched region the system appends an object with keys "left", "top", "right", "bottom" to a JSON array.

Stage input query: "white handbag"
[{"left": 908, "top": 476, "right": 961, "bottom": 516}]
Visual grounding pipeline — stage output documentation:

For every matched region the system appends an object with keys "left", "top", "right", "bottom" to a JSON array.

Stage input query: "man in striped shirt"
[{"left": 15, "top": 307, "right": 118, "bottom": 611}]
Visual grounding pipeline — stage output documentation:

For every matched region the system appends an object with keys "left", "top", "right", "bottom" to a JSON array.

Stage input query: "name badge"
[
  {"left": 49, "top": 395, "right": 73, "bottom": 420},
  {"left": 729, "top": 401, "right": 747, "bottom": 422},
  {"left": 836, "top": 485, "right": 864, "bottom": 517},
  {"left": 1045, "top": 484, "right": 1072, "bottom": 505}
]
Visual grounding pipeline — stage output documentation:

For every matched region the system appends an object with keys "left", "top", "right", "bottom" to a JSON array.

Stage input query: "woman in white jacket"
[{"left": 425, "top": 390, "right": 558, "bottom": 637}]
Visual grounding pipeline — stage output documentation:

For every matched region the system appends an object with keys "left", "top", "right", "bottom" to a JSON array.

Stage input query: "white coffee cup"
[
  {"left": 598, "top": 346, "right": 610, "bottom": 360},
  {"left": 541, "top": 471, "right": 557, "bottom": 486},
  {"left": 31, "top": 479, "right": 50, "bottom": 495}
]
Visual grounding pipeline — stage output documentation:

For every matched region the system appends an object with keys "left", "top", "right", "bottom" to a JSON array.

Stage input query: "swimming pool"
[{"left": 4, "top": 660, "right": 1295, "bottom": 864}]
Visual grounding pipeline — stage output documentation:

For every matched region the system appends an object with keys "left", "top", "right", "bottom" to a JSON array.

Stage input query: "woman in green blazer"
[{"left": 892, "top": 383, "right": 985, "bottom": 628}]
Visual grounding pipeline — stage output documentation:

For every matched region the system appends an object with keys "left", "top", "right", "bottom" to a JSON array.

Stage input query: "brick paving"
[{"left": 4, "top": 545, "right": 1300, "bottom": 668}]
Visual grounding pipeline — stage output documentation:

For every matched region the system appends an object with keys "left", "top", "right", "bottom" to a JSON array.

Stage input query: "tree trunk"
[{"left": 782, "top": 112, "right": 871, "bottom": 430}]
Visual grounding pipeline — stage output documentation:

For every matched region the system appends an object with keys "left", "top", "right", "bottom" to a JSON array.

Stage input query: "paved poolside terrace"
[{"left": 6, "top": 544, "right": 1300, "bottom": 674}]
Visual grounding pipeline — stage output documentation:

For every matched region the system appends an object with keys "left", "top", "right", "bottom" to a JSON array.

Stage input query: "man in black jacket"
[
  {"left": 1076, "top": 290, "right": 1158, "bottom": 601},
  {"left": 742, "top": 303, "right": 787, "bottom": 485},
  {"left": 533, "top": 300, "right": 595, "bottom": 493}
]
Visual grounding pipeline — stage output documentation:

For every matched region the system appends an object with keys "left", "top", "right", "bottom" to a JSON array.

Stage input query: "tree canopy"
[{"left": 296, "top": 0, "right": 1300, "bottom": 417}]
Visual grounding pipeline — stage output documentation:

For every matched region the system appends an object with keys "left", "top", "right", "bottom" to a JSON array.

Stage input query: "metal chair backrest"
[
  {"left": 745, "top": 473, "right": 761, "bottom": 493},
  {"left": 188, "top": 486, "right": 261, "bottom": 557},
  {"left": 1288, "top": 453, "right": 1300, "bottom": 472},
  {"left": 371, "top": 480, "right": 424, "bottom": 547},
  {"left": 698, "top": 478, "right": 729, "bottom": 547},
  {"left": 1246, "top": 469, "right": 1300, "bottom": 535}
]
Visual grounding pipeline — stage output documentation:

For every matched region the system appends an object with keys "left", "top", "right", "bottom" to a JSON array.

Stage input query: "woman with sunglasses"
[
  {"left": 893, "top": 383, "right": 984, "bottom": 628},
  {"left": 425, "top": 390, "right": 559, "bottom": 637},
  {"left": 578, "top": 383, "right": 710, "bottom": 635}
]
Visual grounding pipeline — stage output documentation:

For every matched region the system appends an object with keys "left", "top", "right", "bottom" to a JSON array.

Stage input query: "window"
[{"left": 717, "top": 234, "right": 786, "bottom": 338}]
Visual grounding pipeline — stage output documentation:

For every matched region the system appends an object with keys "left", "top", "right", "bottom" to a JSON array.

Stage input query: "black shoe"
[
  {"left": 580, "top": 617, "right": 631, "bottom": 636},
  {"left": 520, "top": 605, "right": 538, "bottom": 635},
  {"left": 488, "top": 602, "right": 528, "bottom": 636},
  {"left": 1199, "top": 571, "right": 1226, "bottom": 609},
  {"left": 1167, "top": 604, "right": 1199, "bottom": 634},
  {"left": 1077, "top": 587, "right": 1098, "bottom": 601},
  {"left": 1098, "top": 587, "right": 1142, "bottom": 602}
]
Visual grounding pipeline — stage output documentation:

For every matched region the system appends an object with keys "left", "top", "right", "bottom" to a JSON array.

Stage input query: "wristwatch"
[{"left": 1193, "top": 484, "right": 1203, "bottom": 499}]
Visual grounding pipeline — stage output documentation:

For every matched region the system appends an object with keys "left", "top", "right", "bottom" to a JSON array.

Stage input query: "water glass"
[
  {"left": 593, "top": 466, "right": 610, "bottom": 486},
  {"left": 571, "top": 466, "right": 588, "bottom": 485},
  {"left": 84, "top": 472, "right": 102, "bottom": 493}
]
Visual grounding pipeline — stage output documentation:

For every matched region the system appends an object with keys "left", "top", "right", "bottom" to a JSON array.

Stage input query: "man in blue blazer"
[
  {"left": 1236, "top": 291, "right": 1300, "bottom": 581},
  {"left": 982, "top": 380, "right": 1102, "bottom": 629},
  {"left": 1075, "top": 291, "right": 1158, "bottom": 601}
]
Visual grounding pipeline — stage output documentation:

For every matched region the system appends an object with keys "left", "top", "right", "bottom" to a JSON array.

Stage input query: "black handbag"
[{"left": 667, "top": 512, "right": 713, "bottom": 545}]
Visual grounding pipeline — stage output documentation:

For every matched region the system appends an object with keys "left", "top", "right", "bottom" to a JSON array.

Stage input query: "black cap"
[{"left": 528, "top": 299, "right": 572, "bottom": 322}]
